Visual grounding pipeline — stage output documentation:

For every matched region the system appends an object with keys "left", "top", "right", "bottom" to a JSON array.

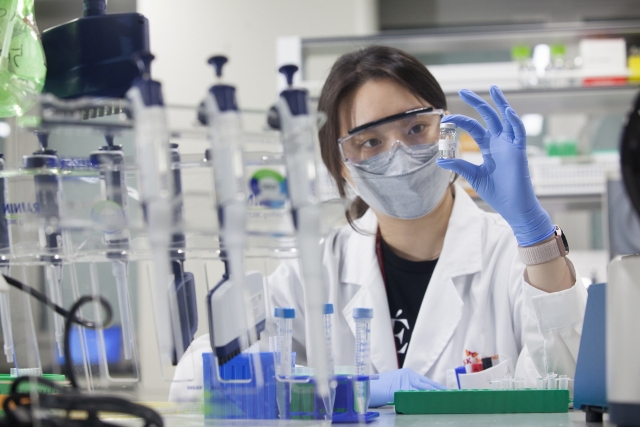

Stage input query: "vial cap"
[
  {"left": 550, "top": 44, "right": 566, "bottom": 57},
  {"left": 323, "top": 303, "right": 334, "bottom": 315},
  {"left": 274, "top": 307, "right": 295, "bottom": 319},
  {"left": 511, "top": 45, "right": 532, "bottom": 60},
  {"left": 353, "top": 307, "right": 373, "bottom": 319},
  {"left": 440, "top": 123, "right": 456, "bottom": 130}
]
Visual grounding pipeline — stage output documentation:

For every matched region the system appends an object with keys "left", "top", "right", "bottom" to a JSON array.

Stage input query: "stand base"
[
  {"left": 610, "top": 402, "right": 640, "bottom": 427},
  {"left": 582, "top": 405, "right": 604, "bottom": 423}
]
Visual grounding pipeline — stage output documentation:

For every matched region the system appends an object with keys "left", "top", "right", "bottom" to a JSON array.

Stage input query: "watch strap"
[{"left": 518, "top": 227, "right": 567, "bottom": 266}]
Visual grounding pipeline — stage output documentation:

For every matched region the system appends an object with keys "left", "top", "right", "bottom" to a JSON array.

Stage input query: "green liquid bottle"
[{"left": 0, "top": 0, "right": 46, "bottom": 118}]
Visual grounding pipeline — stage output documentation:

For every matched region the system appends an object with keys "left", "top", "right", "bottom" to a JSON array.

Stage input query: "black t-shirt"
[{"left": 380, "top": 237, "right": 438, "bottom": 368}]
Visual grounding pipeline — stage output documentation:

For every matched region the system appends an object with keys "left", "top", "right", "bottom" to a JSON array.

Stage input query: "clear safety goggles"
[{"left": 338, "top": 107, "right": 444, "bottom": 165}]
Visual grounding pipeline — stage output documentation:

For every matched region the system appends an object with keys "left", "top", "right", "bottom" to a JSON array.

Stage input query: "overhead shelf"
[
  {"left": 446, "top": 84, "right": 639, "bottom": 117},
  {"left": 300, "top": 20, "right": 640, "bottom": 57}
]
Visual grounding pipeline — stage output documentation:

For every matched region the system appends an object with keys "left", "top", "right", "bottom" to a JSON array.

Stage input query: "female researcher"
[{"left": 170, "top": 46, "right": 587, "bottom": 406}]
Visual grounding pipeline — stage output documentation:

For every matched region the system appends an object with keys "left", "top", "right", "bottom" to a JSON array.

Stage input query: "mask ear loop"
[{"left": 448, "top": 172, "right": 459, "bottom": 198}]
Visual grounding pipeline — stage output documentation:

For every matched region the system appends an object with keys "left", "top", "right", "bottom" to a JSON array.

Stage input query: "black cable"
[
  {"left": 63, "top": 295, "right": 113, "bottom": 389},
  {"left": 0, "top": 275, "right": 163, "bottom": 427},
  {"left": 2, "top": 275, "right": 107, "bottom": 329}
]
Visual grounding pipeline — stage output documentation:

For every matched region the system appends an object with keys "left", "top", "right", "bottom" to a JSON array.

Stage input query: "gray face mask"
[{"left": 347, "top": 144, "right": 451, "bottom": 219}]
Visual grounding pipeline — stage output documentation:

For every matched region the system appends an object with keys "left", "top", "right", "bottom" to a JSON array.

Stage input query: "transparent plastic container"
[{"left": 0, "top": 0, "right": 46, "bottom": 117}]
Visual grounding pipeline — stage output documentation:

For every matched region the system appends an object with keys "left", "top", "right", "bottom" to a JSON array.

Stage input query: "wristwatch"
[{"left": 517, "top": 225, "right": 569, "bottom": 266}]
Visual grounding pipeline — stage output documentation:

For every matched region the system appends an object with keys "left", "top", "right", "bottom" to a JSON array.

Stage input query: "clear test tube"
[
  {"left": 324, "top": 303, "right": 336, "bottom": 415},
  {"left": 513, "top": 378, "right": 525, "bottom": 390},
  {"left": 500, "top": 376, "right": 513, "bottom": 390},
  {"left": 438, "top": 123, "right": 457, "bottom": 159},
  {"left": 558, "top": 375, "right": 570, "bottom": 390},
  {"left": 353, "top": 308, "right": 373, "bottom": 415},
  {"left": 275, "top": 307, "right": 295, "bottom": 378},
  {"left": 489, "top": 377, "right": 500, "bottom": 390},
  {"left": 353, "top": 308, "right": 373, "bottom": 376},
  {"left": 324, "top": 304, "right": 335, "bottom": 373},
  {"left": 546, "top": 373, "right": 558, "bottom": 390}
]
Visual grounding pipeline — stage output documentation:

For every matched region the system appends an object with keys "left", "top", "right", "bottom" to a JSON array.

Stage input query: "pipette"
[
  {"left": 89, "top": 135, "right": 134, "bottom": 359},
  {"left": 201, "top": 55, "right": 263, "bottom": 364},
  {"left": 168, "top": 142, "right": 197, "bottom": 365},
  {"left": 353, "top": 307, "right": 373, "bottom": 414},
  {"left": 126, "top": 53, "right": 184, "bottom": 364},
  {"left": 23, "top": 133, "right": 65, "bottom": 357},
  {"left": 275, "top": 64, "right": 332, "bottom": 417},
  {"left": 0, "top": 154, "right": 14, "bottom": 363}
]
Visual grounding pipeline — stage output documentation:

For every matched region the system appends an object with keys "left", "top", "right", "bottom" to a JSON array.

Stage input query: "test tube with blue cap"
[
  {"left": 324, "top": 304, "right": 335, "bottom": 371},
  {"left": 275, "top": 307, "right": 294, "bottom": 378},
  {"left": 274, "top": 306, "right": 294, "bottom": 419},
  {"left": 324, "top": 303, "right": 336, "bottom": 414},
  {"left": 353, "top": 307, "right": 373, "bottom": 414}
]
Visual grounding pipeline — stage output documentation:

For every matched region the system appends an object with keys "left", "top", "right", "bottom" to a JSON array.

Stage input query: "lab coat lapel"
[
  {"left": 341, "top": 211, "right": 398, "bottom": 373},
  {"left": 403, "top": 186, "right": 483, "bottom": 375}
]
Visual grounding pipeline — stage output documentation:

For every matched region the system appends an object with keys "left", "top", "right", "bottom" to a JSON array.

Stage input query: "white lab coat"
[{"left": 169, "top": 185, "right": 587, "bottom": 401}]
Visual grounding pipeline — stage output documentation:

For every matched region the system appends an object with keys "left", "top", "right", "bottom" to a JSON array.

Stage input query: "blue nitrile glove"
[
  {"left": 436, "top": 86, "right": 555, "bottom": 247},
  {"left": 370, "top": 368, "right": 446, "bottom": 408}
]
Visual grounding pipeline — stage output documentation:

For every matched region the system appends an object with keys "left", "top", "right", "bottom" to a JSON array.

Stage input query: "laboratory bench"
[{"left": 111, "top": 407, "right": 611, "bottom": 426}]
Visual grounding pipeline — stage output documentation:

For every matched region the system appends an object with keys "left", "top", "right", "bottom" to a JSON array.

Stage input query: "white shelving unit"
[{"left": 276, "top": 21, "right": 640, "bottom": 259}]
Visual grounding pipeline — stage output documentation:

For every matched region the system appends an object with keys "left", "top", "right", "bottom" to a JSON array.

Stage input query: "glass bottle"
[{"left": 439, "top": 123, "right": 457, "bottom": 159}]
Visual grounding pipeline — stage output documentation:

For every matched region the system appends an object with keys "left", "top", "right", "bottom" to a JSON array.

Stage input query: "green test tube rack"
[
  {"left": 0, "top": 374, "right": 67, "bottom": 395},
  {"left": 394, "top": 389, "right": 570, "bottom": 415}
]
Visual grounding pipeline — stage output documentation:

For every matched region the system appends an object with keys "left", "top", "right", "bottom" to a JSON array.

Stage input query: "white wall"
[{"left": 137, "top": 0, "right": 377, "bottom": 110}]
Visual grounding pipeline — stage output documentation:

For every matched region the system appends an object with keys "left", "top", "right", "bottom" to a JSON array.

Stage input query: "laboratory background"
[{"left": 0, "top": 0, "right": 638, "bottom": 426}]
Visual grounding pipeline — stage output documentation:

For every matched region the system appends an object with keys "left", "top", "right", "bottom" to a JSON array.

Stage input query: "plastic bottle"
[
  {"left": 545, "top": 44, "right": 567, "bottom": 87},
  {"left": 511, "top": 45, "right": 537, "bottom": 88},
  {"left": 0, "top": 0, "right": 46, "bottom": 117}
]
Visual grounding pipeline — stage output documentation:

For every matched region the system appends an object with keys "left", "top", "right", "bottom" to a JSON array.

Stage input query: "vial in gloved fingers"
[{"left": 438, "top": 123, "right": 458, "bottom": 159}]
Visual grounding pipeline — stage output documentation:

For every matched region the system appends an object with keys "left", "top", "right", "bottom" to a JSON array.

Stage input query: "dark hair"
[{"left": 318, "top": 45, "right": 447, "bottom": 227}]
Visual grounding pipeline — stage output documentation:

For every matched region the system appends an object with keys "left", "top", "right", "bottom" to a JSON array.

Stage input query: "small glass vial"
[{"left": 438, "top": 123, "right": 457, "bottom": 159}]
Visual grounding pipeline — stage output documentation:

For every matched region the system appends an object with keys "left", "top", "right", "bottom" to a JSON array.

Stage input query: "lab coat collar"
[
  {"left": 340, "top": 185, "right": 484, "bottom": 374},
  {"left": 403, "top": 185, "right": 483, "bottom": 375},
  {"left": 341, "top": 211, "right": 398, "bottom": 372},
  {"left": 340, "top": 184, "right": 483, "bottom": 287}
]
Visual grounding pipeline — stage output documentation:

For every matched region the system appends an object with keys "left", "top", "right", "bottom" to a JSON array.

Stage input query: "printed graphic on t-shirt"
[{"left": 392, "top": 309, "right": 410, "bottom": 355}]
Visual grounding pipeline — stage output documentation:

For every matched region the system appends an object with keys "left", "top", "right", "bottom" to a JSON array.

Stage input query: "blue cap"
[
  {"left": 352, "top": 308, "right": 373, "bottom": 319},
  {"left": 274, "top": 307, "right": 295, "bottom": 319},
  {"left": 323, "top": 303, "right": 334, "bottom": 315}
]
